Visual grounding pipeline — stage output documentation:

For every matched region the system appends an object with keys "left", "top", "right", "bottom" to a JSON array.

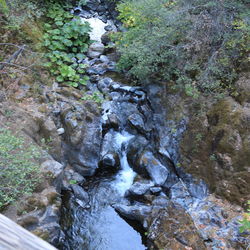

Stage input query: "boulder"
[
  {"left": 38, "top": 117, "right": 62, "bottom": 160},
  {"left": 97, "top": 77, "right": 113, "bottom": 94},
  {"left": 101, "top": 153, "right": 119, "bottom": 168},
  {"left": 86, "top": 63, "right": 108, "bottom": 75},
  {"left": 180, "top": 97, "right": 250, "bottom": 205},
  {"left": 127, "top": 136, "right": 149, "bottom": 177},
  {"left": 150, "top": 187, "right": 162, "bottom": 195},
  {"left": 72, "top": 163, "right": 96, "bottom": 177},
  {"left": 41, "top": 160, "right": 64, "bottom": 192},
  {"left": 152, "top": 196, "right": 170, "bottom": 207},
  {"left": 128, "top": 113, "right": 146, "bottom": 133},
  {"left": 103, "top": 113, "right": 120, "bottom": 130},
  {"left": 17, "top": 199, "right": 62, "bottom": 245},
  {"left": 101, "top": 31, "right": 112, "bottom": 45},
  {"left": 61, "top": 102, "right": 102, "bottom": 177},
  {"left": 70, "top": 184, "right": 89, "bottom": 204},
  {"left": 170, "top": 182, "right": 193, "bottom": 209},
  {"left": 57, "top": 128, "right": 65, "bottom": 135},
  {"left": 139, "top": 151, "right": 169, "bottom": 186},
  {"left": 64, "top": 168, "right": 85, "bottom": 184},
  {"left": 32, "top": 221, "right": 62, "bottom": 246},
  {"left": 114, "top": 204, "right": 152, "bottom": 225},
  {"left": 126, "top": 180, "right": 153, "bottom": 197},
  {"left": 87, "top": 42, "right": 105, "bottom": 59},
  {"left": 148, "top": 202, "right": 207, "bottom": 250},
  {"left": 100, "top": 55, "right": 109, "bottom": 63},
  {"left": 87, "top": 51, "right": 102, "bottom": 59}
]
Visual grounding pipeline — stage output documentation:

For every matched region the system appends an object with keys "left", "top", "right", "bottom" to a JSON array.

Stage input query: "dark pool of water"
[{"left": 60, "top": 172, "right": 146, "bottom": 250}]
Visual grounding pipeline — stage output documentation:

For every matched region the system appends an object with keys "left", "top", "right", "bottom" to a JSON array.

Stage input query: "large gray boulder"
[
  {"left": 126, "top": 180, "right": 153, "bottom": 197},
  {"left": 114, "top": 204, "right": 152, "bottom": 226},
  {"left": 139, "top": 151, "right": 169, "bottom": 186},
  {"left": 147, "top": 202, "right": 207, "bottom": 250},
  {"left": 87, "top": 42, "right": 105, "bottom": 58},
  {"left": 61, "top": 102, "right": 102, "bottom": 177}
]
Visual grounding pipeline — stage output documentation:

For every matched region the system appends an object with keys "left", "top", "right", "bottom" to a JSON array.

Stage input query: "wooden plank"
[{"left": 0, "top": 214, "right": 57, "bottom": 250}]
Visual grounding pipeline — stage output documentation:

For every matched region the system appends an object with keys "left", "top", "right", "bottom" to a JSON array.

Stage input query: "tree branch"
[
  {"left": 0, "top": 62, "right": 27, "bottom": 70},
  {"left": 0, "top": 43, "right": 33, "bottom": 53},
  {"left": 0, "top": 45, "right": 25, "bottom": 70}
]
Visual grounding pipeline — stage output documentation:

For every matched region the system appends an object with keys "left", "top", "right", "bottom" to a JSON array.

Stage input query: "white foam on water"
[
  {"left": 113, "top": 132, "right": 136, "bottom": 195},
  {"left": 114, "top": 131, "right": 134, "bottom": 149},
  {"left": 119, "top": 86, "right": 132, "bottom": 91},
  {"left": 81, "top": 17, "right": 106, "bottom": 42},
  {"left": 115, "top": 152, "right": 136, "bottom": 196}
]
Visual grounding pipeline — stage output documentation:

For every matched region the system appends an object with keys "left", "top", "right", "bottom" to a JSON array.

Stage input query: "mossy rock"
[
  {"left": 32, "top": 229, "right": 50, "bottom": 242},
  {"left": 180, "top": 97, "right": 250, "bottom": 206}
]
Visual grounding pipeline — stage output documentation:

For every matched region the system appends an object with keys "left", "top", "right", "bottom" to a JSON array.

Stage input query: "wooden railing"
[{"left": 0, "top": 214, "right": 57, "bottom": 250}]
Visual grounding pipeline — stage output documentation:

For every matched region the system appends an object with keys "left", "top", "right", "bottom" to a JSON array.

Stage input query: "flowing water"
[
  {"left": 81, "top": 17, "right": 106, "bottom": 42},
  {"left": 60, "top": 131, "right": 146, "bottom": 250},
  {"left": 113, "top": 132, "right": 136, "bottom": 196},
  {"left": 59, "top": 11, "right": 148, "bottom": 250}
]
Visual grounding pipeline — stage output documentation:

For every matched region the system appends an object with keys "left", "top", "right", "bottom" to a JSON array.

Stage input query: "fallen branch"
[
  {"left": 0, "top": 45, "right": 25, "bottom": 70},
  {"left": 0, "top": 43, "right": 34, "bottom": 53},
  {"left": 0, "top": 62, "right": 27, "bottom": 70}
]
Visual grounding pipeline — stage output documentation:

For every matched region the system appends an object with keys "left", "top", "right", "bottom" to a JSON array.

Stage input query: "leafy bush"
[
  {"left": 0, "top": 0, "right": 9, "bottom": 14},
  {"left": 0, "top": 0, "right": 45, "bottom": 44},
  {"left": 43, "top": 4, "right": 91, "bottom": 87},
  {"left": 239, "top": 201, "right": 250, "bottom": 233},
  {"left": 0, "top": 128, "right": 42, "bottom": 210},
  {"left": 114, "top": 0, "right": 250, "bottom": 96}
]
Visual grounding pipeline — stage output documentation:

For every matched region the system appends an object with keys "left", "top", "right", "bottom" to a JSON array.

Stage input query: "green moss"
[
  {"left": 208, "top": 99, "right": 241, "bottom": 127},
  {"left": 180, "top": 96, "right": 250, "bottom": 205},
  {"left": 32, "top": 229, "right": 50, "bottom": 241}
]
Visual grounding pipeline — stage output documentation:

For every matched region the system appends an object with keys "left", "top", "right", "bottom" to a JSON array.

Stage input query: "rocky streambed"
[{"left": 55, "top": 2, "right": 249, "bottom": 250}]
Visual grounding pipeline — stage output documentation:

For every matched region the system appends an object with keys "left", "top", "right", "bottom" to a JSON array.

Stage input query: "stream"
[
  {"left": 58, "top": 2, "right": 248, "bottom": 250},
  {"left": 60, "top": 131, "right": 146, "bottom": 250},
  {"left": 60, "top": 7, "right": 148, "bottom": 249}
]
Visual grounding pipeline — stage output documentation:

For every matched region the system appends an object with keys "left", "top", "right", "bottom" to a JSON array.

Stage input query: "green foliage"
[
  {"left": 114, "top": 0, "right": 250, "bottom": 96},
  {"left": 81, "top": 91, "right": 104, "bottom": 105},
  {"left": 69, "top": 179, "right": 77, "bottom": 184},
  {"left": 195, "top": 133, "right": 203, "bottom": 142},
  {"left": 209, "top": 154, "right": 217, "bottom": 161},
  {"left": 42, "top": 4, "right": 91, "bottom": 87},
  {"left": 239, "top": 201, "right": 250, "bottom": 233},
  {"left": 78, "top": 0, "right": 87, "bottom": 6},
  {"left": 0, "top": 128, "right": 41, "bottom": 210},
  {"left": 116, "top": 1, "right": 145, "bottom": 28},
  {"left": 0, "top": 0, "right": 45, "bottom": 30},
  {"left": 0, "top": 0, "right": 9, "bottom": 14}
]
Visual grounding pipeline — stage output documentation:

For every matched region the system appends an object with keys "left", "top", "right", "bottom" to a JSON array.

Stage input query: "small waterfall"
[
  {"left": 80, "top": 17, "right": 106, "bottom": 42},
  {"left": 113, "top": 132, "right": 136, "bottom": 195},
  {"left": 60, "top": 130, "right": 145, "bottom": 250}
]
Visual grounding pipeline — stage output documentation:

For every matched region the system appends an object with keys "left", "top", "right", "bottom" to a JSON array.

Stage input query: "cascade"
[{"left": 59, "top": 2, "right": 248, "bottom": 250}]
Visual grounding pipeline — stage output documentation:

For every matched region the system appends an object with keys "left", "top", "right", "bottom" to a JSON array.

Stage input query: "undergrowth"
[
  {"left": 42, "top": 3, "right": 91, "bottom": 87},
  {"left": 114, "top": 0, "right": 250, "bottom": 97},
  {"left": 239, "top": 201, "right": 250, "bottom": 233},
  {"left": 0, "top": 0, "right": 92, "bottom": 89},
  {"left": 0, "top": 128, "right": 42, "bottom": 210}
]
